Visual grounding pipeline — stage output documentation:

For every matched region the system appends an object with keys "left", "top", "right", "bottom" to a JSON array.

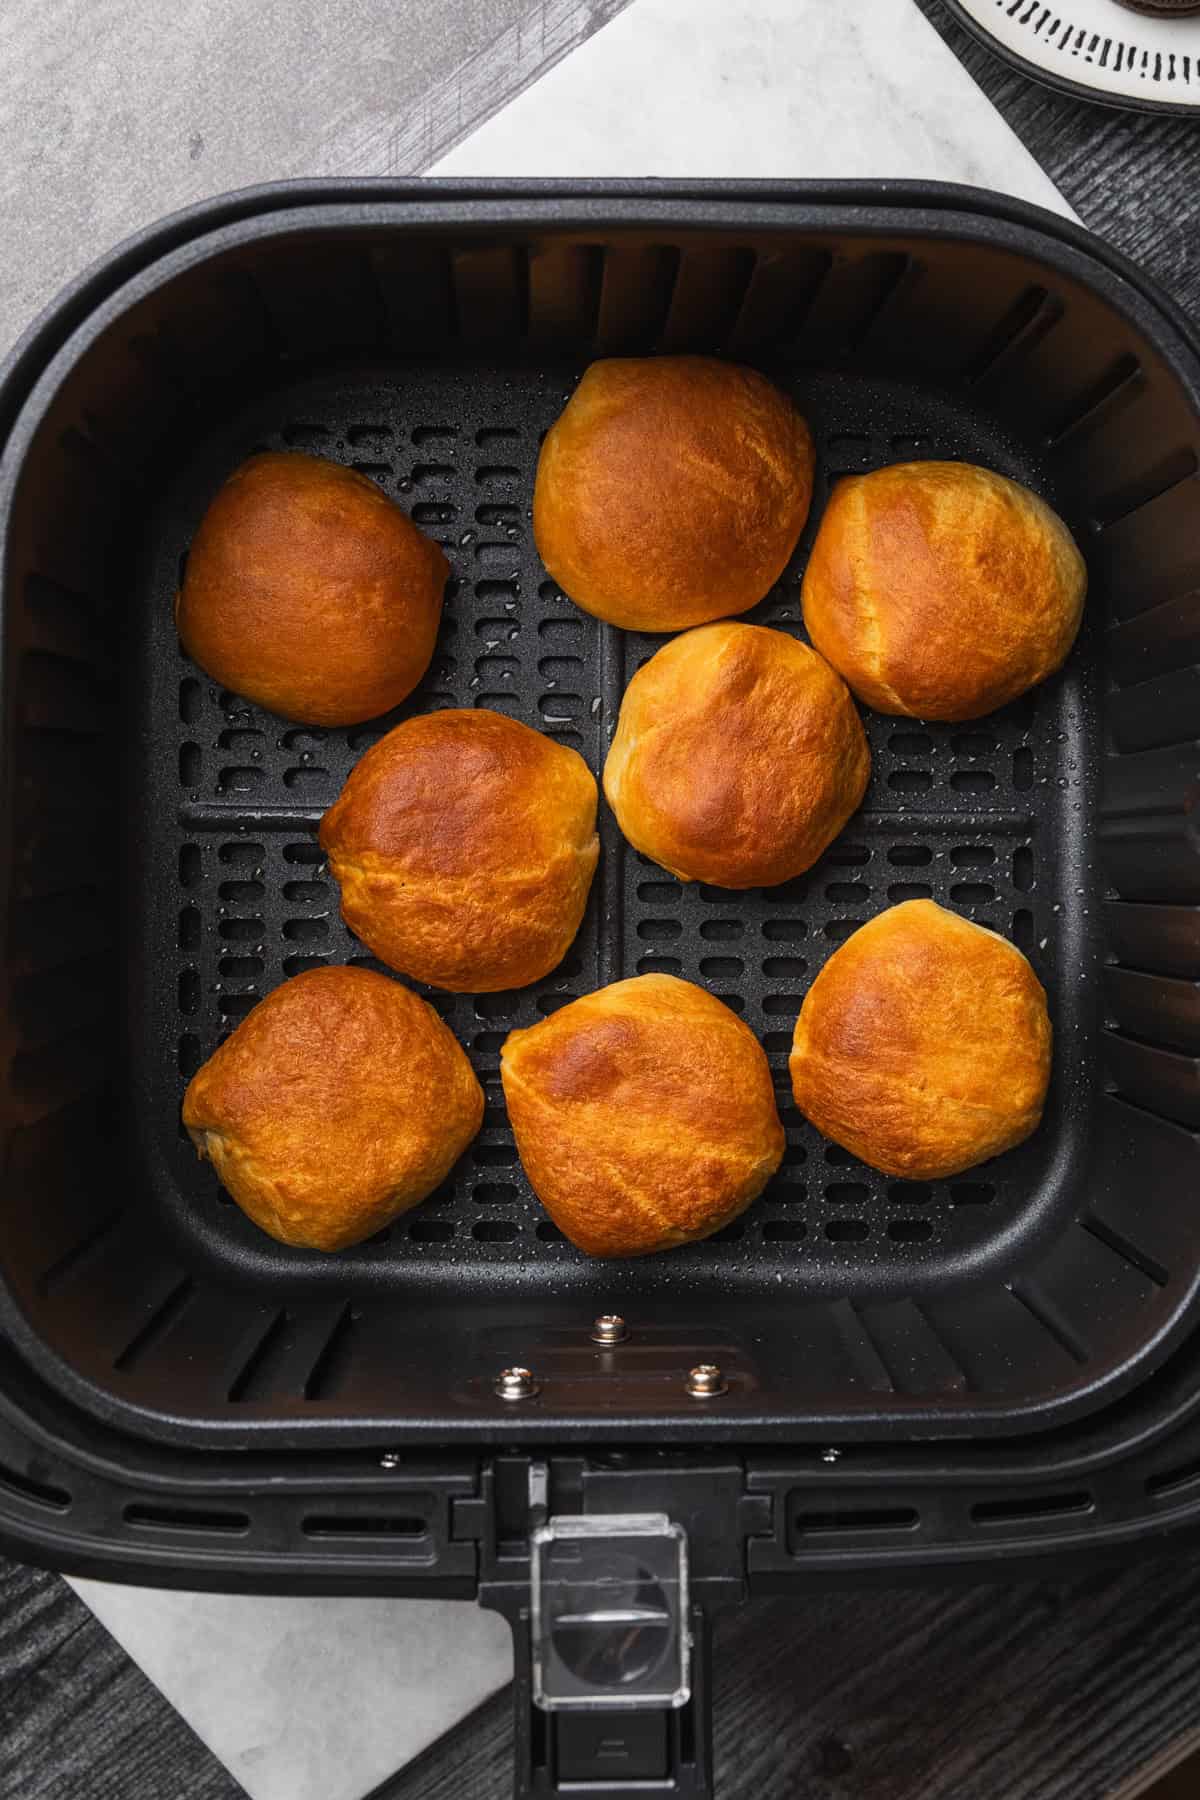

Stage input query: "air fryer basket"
[{"left": 1, "top": 184, "right": 1199, "bottom": 1461}]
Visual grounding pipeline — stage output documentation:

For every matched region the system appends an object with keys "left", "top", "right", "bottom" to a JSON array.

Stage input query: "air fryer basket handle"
[
  {"left": 503, "top": 1603, "right": 715, "bottom": 1799},
  {"left": 476, "top": 1455, "right": 753, "bottom": 1795}
]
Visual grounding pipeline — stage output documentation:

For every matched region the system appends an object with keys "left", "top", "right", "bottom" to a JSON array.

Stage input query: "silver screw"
[
  {"left": 820, "top": 1447, "right": 841, "bottom": 1464},
  {"left": 591, "top": 1314, "right": 628, "bottom": 1344},
  {"left": 686, "top": 1363, "right": 728, "bottom": 1397},
  {"left": 378, "top": 1451, "right": 401, "bottom": 1470},
  {"left": 495, "top": 1366, "right": 540, "bottom": 1402}
]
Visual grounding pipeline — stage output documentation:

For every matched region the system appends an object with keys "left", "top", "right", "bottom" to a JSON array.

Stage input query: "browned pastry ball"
[
  {"left": 603, "top": 622, "right": 870, "bottom": 889},
  {"left": 789, "top": 900, "right": 1052, "bottom": 1181},
  {"left": 182, "top": 966, "right": 483, "bottom": 1251},
  {"left": 320, "top": 708, "right": 599, "bottom": 992},
  {"left": 534, "top": 356, "right": 815, "bottom": 632},
  {"left": 176, "top": 452, "right": 448, "bottom": 726},
  {"left": 802, "top": 461, "right": 1086, "bottom": 722},
  {"left": 501, "top": 974, "right": 784, "bottom": 1256}
]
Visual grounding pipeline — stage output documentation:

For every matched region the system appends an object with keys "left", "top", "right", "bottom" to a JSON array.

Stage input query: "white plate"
[{"left": 946, "top": 0, "right": 1200, "bottom": 112}]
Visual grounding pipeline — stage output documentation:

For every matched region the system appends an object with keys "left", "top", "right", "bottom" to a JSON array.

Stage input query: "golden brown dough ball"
[
  {"left": 182, "top": 966, "right": 482, "bottom": 1251},
  {"left": 533, "top": 356, "right": 815, "bottom": 632},
  {"left": 320, "top": 709, "right": 599, "bottom": 992},
  {"left": 176, "top": 452, "right": 448, "bottom": 726},
  {"left": 603, "top": 622, "right": 870, "bottom": 889},
  {"left": 789, "top": 900, "right": 1051, "bottom": 1181},
  {"left": 501, "top": 974, "right": 784, "bottom": 1256},
  {"left": 801, "top": 461, "right": 1085, "bottom": 722}
]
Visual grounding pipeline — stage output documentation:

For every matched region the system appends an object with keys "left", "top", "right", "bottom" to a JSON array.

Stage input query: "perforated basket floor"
[{"left": 145, "top": 357, "right": 1094, "bottom": 1302}]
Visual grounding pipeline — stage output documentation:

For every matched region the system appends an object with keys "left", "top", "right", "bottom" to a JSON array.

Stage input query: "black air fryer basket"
[{"left": 1, "top": 182, "right": 1198, "bottom": 1798}]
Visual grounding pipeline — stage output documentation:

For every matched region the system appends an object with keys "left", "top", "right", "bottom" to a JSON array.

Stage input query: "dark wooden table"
[{"left": 4, "top": 5, "right": 1200, "bottom": 1798}]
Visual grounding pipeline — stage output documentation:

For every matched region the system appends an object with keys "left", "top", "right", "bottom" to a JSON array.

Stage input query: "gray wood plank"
[
  {"left": 0, "top": 1561, "right": 243, "bottom": 1800},
  {"left": 331, "top": 0, "right": 636, "bottom": 175},
  {"left": 0, "top": 1558, "right": 81, "bottom": 1686},
  {"left": 0, "top": 0, "right": 634, "bottom": 357}
]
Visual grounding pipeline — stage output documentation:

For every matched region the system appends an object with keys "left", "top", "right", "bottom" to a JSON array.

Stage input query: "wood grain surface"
[
  {"left": 0, "top": 1562, "right": 234, "bottom": 1800},
  {"left": 3, "top": 3, "right": 1200, "bottom": 1799}
]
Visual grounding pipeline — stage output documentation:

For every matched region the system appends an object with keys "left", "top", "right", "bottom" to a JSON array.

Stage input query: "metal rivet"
[
  {"left": 686, "top": 1363, "right": 727, "bottom": 1397},
  {"left": 378, "top": 1451, "right": 401, "bottom": 1470},
  {"left": 820, "top": 1447, "right": 841, "bottom": 1464},
  {"left": 591, "top": 1314, "right": 628, "bottom": 1344},
  {"left": 495, "top": 1366, "right": 540, "bottom": 1401}
]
